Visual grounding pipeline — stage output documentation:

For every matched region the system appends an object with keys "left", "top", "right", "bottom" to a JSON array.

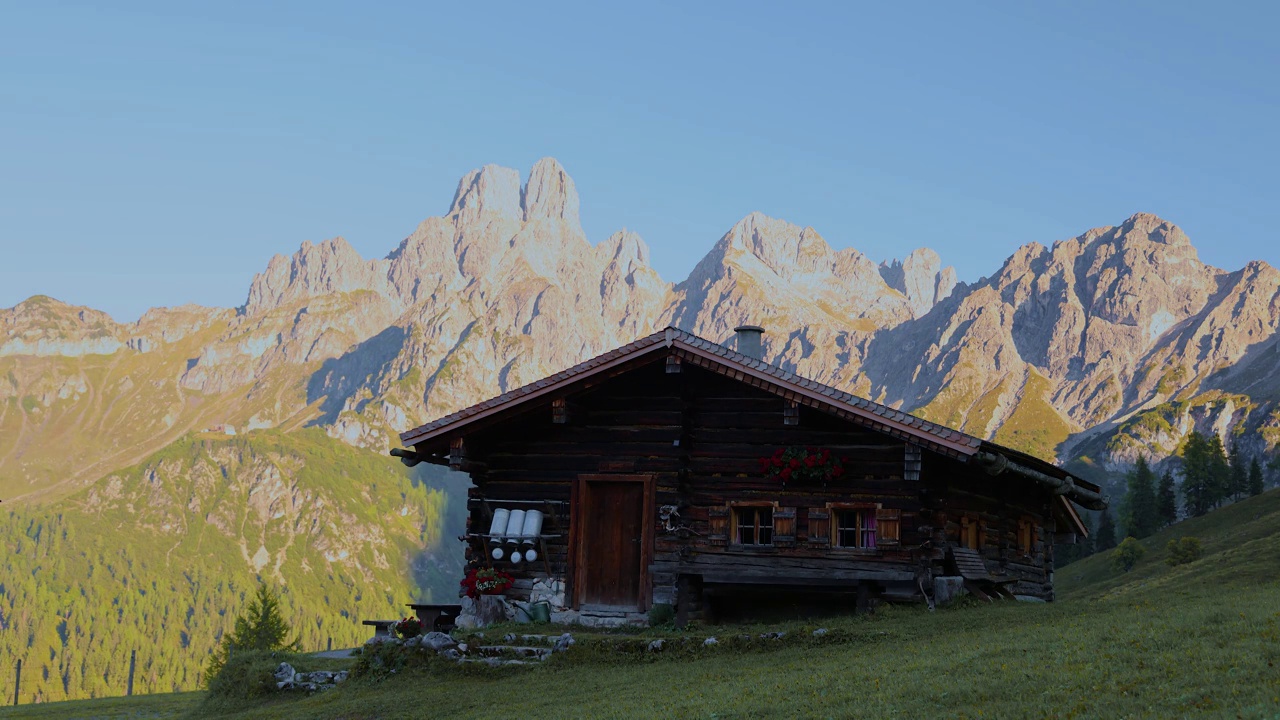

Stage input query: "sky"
[{"left": 2, "top": 1, "right": 1277, "bottom": 322}]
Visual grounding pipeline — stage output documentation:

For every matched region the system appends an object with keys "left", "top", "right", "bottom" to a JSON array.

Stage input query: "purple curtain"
[{"left": 864, "top": 511, "right": 877, "bottom": 549}]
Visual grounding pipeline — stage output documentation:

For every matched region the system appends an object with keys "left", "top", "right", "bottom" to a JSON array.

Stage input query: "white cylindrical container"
[
  {"left": 524, "top": 547, "right": 539, "bottom": 562},
  {"left": 504, "top": 509, "right": 526, "bottom": 547},
  {"left": 487, "top": 508, "right": 510, "bottom": 546},
  {"left": 520, "top": 510, "right": 544, "bottom": 547},
  {"left": 491, "top": 546, "right": 505, "bottom": 560},
  {"left": 510, "top": 549, "right": 523, "bottom": 564}
]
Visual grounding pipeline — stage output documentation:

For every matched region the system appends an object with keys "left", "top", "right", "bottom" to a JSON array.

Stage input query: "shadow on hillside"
[{"left": 305, "top": 326, "right": 407, "bottom": 425}]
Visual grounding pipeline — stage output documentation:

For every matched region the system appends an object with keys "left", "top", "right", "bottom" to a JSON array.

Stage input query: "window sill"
[
  {"left": 826, "top": 547, "right": 881, "bottom": 556},
  {"left": 726, "top": 544, "right": 778, "bottom": 554}
]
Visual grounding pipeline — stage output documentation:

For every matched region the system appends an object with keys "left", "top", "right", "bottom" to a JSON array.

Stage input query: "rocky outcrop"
[
  {"left": 878, "top": 248, "right": 959, "bottom": 318},
  {"left": 244, "top": 237, "right": 397, "bottom": 316},
  {"left": 0, "top": 296, "right": 125, "bottom": 356}
]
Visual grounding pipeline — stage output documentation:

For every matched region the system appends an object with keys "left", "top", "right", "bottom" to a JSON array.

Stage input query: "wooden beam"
[{"left": 449, "top": 437, "right": 466, "bottom": 470}]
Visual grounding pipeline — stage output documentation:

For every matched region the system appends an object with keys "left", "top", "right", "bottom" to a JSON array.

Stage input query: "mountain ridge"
[{"left": 3, "top": 159, "right": 1278, "bottom": 500}]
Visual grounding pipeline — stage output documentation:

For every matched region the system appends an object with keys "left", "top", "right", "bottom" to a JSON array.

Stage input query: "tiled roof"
[{"left": 398, "top": 326, "right": 984, "bottom": 456}]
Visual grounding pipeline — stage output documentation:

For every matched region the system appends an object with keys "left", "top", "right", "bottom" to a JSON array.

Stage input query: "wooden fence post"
[
  {"left": 12, "top": 659, "right": 20, "bottom": 706},
  {"left": 126, "top": 650, "right": 136, "bottom": 697}
]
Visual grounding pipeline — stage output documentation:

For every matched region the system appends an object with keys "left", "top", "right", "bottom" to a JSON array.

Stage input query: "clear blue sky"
[{"left": 2, "top": 1, "right": 1277, "bottom": 322}]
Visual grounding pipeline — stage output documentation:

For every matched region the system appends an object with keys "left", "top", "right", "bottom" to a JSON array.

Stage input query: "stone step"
[
  {"left": 475, "top": 645, "right": 553, "bottom": 660},
  {"left": 476, "top": 632, "right": 558, "bottom": 646},
  {"left": 577, "top": 604, "right": 634, "bottom": 617},
  {"left": 459, "top": 657, "right": 539, "bottom": 668}
]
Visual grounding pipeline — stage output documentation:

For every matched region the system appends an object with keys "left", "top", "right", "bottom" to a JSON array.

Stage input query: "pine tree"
[
  {"left": 1181, "top": 431, "right": 1229, "bottom": 517},
  {"left": 1228, "top": 442, "right": 1248, "bottom": 502},
  {"left": 1249, "top": 457, "right": 1266, "bottom": 496},
  {"left": 1121, "top": 455, "right": 1159, "bottom": 538},
  {"left": 1206, "top": 434, "right": 1231, "bottom": 508},
  {"left": 206, "top": 584, "right": 298, "bottom": 680},
  {"left": 1156, "top": 467, "right": 1178, "bottom": 526},
  {"left": 1095, "top": 507, "right": 1117, "bottom": 552}
]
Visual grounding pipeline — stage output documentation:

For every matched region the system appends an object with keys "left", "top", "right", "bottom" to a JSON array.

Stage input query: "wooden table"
[{"left": 407, "top": 604, "right": 463, "bottom": 633}]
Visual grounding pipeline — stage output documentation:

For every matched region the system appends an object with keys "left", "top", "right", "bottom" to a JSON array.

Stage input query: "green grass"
[
  {"left": 190, "top": 587, "right": 1280, "bottom": 719},
  {"left": 0, "top": 692, "right": 202, "bottom": 719},
  {"left": 18, "top": 489, "right": 1280, "bottom": 719}
]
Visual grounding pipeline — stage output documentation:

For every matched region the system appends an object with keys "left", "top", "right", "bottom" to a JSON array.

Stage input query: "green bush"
[
  {"left": 1111, "top": 537, "right": 1146, "bottom": 573},
  {"left": 647, "top": 603, "right": 675, "bottom": 627},
  {"left": 1165, "top": 536, "right": 1203, "bottom": 566},
  {"left": 204, "top": 650, "right": 301, "bottom": 704}
]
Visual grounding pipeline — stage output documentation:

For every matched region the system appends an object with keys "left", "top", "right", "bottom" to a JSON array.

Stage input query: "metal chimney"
[{"left": 734, "top": 325, "right": 765, "bottom": 360}]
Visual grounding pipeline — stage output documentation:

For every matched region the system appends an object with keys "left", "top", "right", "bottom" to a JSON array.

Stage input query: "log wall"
[{"left": 427, "top": 355, "right": 1061, "bottom": 610}]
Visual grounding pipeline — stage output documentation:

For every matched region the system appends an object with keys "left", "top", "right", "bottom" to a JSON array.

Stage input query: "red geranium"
[
  {"left": 459, "top": 566, "right": 515, "bottom": 599},
  {"left": 760, "top": 446, "right": 845, "bottom": 486}
]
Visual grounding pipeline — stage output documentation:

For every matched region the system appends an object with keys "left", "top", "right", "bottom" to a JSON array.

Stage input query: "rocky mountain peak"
[
  {"left": 598, "top": 229, "right": 651, "bottom": 267},
  {"left": 243, "top": 236, "right": 393, "bottom": 316},
  {"left": 716, "top": 212, "right": 839, "bottom": 278},
  {"left": 1, "top": 295, "right": 125, "bottom": 357},
  {"left": 878, "top": 248, "right": 959, "bottom": 317},
  {"left": 448, "top": 164, "right": 522, "bottom": 218},
  {"left": 521, "top": 157, "right": 582, "bottom": 234},
  {"left": 1117, "top": 212, "right": 1191, "bottom": 247}
]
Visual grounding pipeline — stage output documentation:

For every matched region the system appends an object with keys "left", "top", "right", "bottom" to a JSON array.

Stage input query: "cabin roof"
[
  {"left": 400, "top": 327, "right": 984, "bottom": 450},
  {"left": 397, "top": 326, "right": 1101, "bottom": 514}
]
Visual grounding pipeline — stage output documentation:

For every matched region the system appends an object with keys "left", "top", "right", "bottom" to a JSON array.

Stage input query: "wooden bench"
[
  {"left": 362, "top": 619, "right": 396, "bottom": 639},
  {"left": 407, "top": 604, "right": 463, "bottom": 633}
]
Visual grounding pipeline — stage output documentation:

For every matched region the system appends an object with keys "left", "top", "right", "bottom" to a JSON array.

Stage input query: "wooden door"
[{"left": 573, "top": 475, "right": 653, "bottom": 608}]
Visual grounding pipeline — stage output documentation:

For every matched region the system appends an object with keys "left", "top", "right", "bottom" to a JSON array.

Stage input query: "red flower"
[
  {"left": 804, "top": 455, "right": 817, "bottom": 468},
  {"left": 831, "top": 466, "right": 844, "bottom": 478},
  {"left": 821, "top": 449, "right": 830, "bottom": 462},
  {"left": 780, "top": 467, "right": 792, "bottom": 480},
  {"left": 789, "top": 458, "right": 801, "bottom": 469},
  {"left": 773, "top": 448, "right": 784, "bottom": 459}
]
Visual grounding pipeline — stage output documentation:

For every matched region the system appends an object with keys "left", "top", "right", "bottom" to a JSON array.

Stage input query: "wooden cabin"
[{"left": 392, "top": 326, "right": 1103, "bottom": 625}]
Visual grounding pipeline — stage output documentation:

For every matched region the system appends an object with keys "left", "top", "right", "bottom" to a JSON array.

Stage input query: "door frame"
[{"left": 569, "top": 473, "right": 655, "bottom": 611}]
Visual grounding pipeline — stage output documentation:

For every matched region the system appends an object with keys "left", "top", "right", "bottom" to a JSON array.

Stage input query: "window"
[
  {"left": 834, "top": 509, "right": 877, "bottom": 549},
  {"left": 733, "top": 505, "right": 773, "bottom": 546}
]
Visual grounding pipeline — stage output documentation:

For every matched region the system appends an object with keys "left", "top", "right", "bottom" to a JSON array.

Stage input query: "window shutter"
[
  {"left": 960, "top": 516, "right": 980, "bottom": 549},
  {"left": 773, "top": 507, "right": 796, "bottom": 547},
  {"left": 876, "top": 508, "right": 901, "bottom": 545},
  {"left": 806, "top": 508, "right": 830, "bottom": 547},
  {"left": 707, "top": 506, "right": 729, "bottom": 546}
]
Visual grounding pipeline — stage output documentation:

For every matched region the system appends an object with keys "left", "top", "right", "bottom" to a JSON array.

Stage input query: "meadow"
[{"left": 5, "top": 488, "right": 1278, "bottom": 719}]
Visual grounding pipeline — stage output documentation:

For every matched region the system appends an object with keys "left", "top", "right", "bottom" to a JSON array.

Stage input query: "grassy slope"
[
  {"left": 0, "top": 429, "right": 464, "bottom": 704},
  {"left": 0, "top": 325, "right": 326, "bottom": 504},
  {"left": 18, "top": 489, "right": 1279, "bottom": 719}
]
